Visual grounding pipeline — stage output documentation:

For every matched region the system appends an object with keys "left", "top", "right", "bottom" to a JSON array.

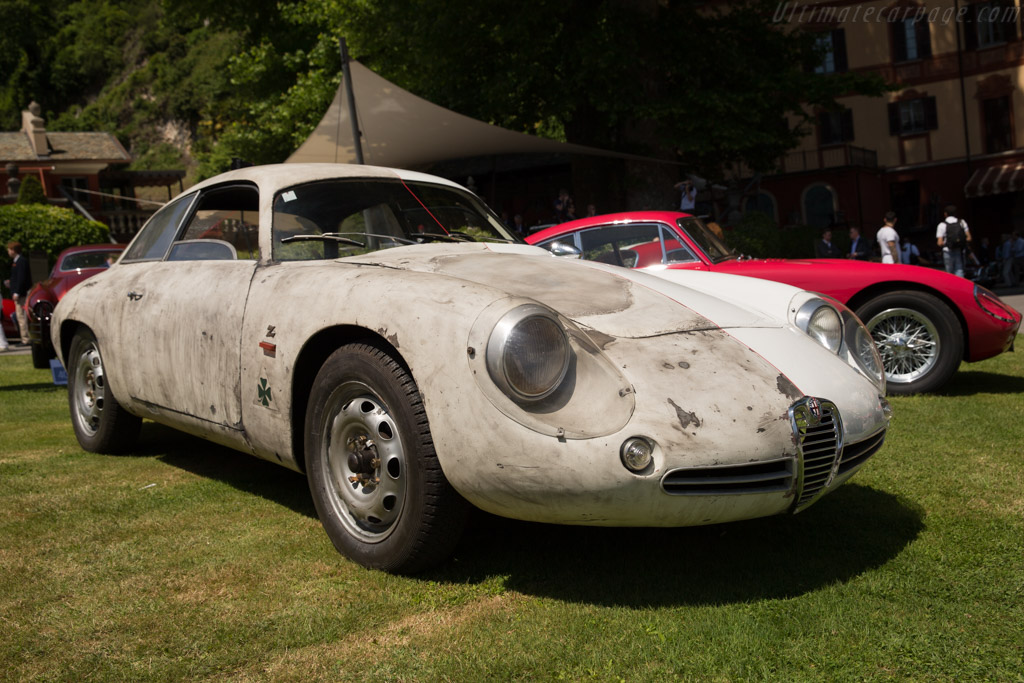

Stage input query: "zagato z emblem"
[{"left": 258, "top": 378, "right": 273, "bottom": 407}]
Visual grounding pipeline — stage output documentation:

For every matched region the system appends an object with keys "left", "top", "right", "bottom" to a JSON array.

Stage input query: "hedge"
[{"left": 0, "top": 204, "right": 110, "bottom": 281}]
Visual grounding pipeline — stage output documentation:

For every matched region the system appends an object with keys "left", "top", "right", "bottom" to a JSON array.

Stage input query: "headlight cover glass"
[
  {"left": 486, "top": 304, "right": 571, "bottom": 403},
  {"left": 795, "top": 298, "right": 843, "bottom": 354},
  {"left": 791, "top": 293, "right": 885, "bottom": 393}
]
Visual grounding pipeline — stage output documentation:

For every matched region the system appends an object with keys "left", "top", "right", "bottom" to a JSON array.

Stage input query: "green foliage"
[
  {"left": 15, "top": 176, "right": 47, "bottom": 205},
  {"left": 0, "top": 204, "right": 110, "bottom": 267},
  {"left": 726, "top": 211, "right": 820, "bottom": 259}
]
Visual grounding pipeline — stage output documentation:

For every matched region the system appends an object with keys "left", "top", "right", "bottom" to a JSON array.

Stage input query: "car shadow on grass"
[
  {"left": 0, "top": 382, "right": 63, "bottom": 393},
  {"left": 937, "top": 369, "right": 1024, "bottom": 396},
  {"left": 433, "top": 484, "right": 924, "bottom": 607},
  {"left": 137, "top": 424, "right": 923, "bottom": 607},
  {"left": 137, "top": 423, "right": 317, "bottom": 518}
]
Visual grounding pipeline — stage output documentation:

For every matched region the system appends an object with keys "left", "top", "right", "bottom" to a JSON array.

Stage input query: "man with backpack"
[{"left": 936, "top": 205, "right": 971, "bottom": 277}]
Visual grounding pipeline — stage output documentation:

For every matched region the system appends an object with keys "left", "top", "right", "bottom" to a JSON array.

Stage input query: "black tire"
[
  {"left": 67, "top": 329, "right": 141, "bottom": 453},
  {"left": 855, "top": 291, "right": 963, "bottom": 395},
  {"left": 305, "top": 343, "right": 468, "bottom": 573},
  {"left": 30, "top": 342, "right": 52, "bottom": 369}
]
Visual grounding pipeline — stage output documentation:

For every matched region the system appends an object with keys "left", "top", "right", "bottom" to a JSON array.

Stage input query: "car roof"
[
  {"left": 527, "top": 211, "right": 695, "bottom": 243},
  {"left": 187, "top": 163, "right": 466, "bottom": 197}
]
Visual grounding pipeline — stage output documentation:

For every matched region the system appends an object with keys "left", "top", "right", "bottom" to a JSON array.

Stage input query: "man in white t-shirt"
[{"left": 877, "top": 212, "right": 900, "bottom": 264}]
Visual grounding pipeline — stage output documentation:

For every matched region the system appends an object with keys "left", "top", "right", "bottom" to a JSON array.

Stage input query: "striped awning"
[{"left": 964, "top": 162, "right": 1024, "bottom": 198}]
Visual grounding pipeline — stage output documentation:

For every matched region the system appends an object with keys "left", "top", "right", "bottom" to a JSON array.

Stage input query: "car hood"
[{"left": 340, "top": 243, "right": 783, "bottom": 338}]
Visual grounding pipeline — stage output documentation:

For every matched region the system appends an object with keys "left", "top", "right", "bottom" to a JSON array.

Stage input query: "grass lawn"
[{"left": 1, "top": 344, "right": 1022, "bottom": 682}]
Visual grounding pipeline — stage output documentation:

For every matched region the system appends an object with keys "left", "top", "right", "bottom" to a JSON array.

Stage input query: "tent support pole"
[{"left": 339, "top": 38, "right": 364, "bottom": 164}]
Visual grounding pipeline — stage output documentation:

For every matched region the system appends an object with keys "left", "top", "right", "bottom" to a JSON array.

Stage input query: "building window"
[
  {"left": 893, "top": 17, "right": 932, "bottom": 62},
  {"left": 982, "top": 95, "right": 1014, "bottom": 153},
  {"left": 887, "top": 97, "right": 938, "bottom": 136},
  {"left": 803, "top": 184, "right": 837, "bottom": 229},
  {"left": 965, "top": 0, "right": 1019, "bottom": 49},
  {"left": 814, "top": 29, "right": 848, "bottom": 74},
  {"left": 743, "top": 192, "right": 777, "bottom": 221},
  {"left": 818, "top": 108, "right": 854, "bottom": 145}
]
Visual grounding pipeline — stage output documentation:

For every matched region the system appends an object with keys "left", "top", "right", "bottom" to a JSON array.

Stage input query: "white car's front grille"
[{"left": 790, "top": 398, "right": 842, "bottom": 511}]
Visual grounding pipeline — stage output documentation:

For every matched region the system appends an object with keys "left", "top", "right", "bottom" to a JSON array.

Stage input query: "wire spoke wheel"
[{"left": 866, "top": 307, "right": 940, "bottom": 385}]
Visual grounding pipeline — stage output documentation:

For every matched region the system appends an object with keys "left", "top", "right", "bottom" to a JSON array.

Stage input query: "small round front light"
[
  {"left": 620, "top": 437, "right": 654, "bottom": 473},
  {"left": 486, "top": 305, "right": 570, "bottom": 403}
]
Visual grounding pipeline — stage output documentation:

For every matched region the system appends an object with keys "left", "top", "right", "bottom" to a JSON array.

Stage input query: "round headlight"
[
  {"left": 486, "top": 305, "right": 570, "bottom": 403},
  {"left": 796, "top": 300, "right": 843, "bottom": 354}
]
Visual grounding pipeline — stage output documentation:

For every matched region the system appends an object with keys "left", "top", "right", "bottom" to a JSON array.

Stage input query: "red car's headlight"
[{"left": 974, "top": 286, "right": 1019, "bottom": 324}]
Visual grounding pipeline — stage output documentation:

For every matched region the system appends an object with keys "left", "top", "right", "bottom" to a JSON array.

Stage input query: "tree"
[
  {"left": 211, "top": 0, "right": 885, "bottom": 205},
  {"left": 16, "top": 175, "right": 47, "bottom": 205}
]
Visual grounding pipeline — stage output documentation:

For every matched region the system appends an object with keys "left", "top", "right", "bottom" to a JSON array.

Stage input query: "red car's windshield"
[{"left": 677, "top": 217, "right": 736, "bottom": 264}]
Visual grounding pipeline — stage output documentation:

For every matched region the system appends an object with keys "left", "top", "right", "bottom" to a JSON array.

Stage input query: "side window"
[
  {"left": 179, "top": 184, "right": 260, "bottom": 259},
  {"left": 578, "top": 224, "right": 664, "bottom": 268},
  {"left": 122, "top": 194, "right": 195, "bottom": 261}
]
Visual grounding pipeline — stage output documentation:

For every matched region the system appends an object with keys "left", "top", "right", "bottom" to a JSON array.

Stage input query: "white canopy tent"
[{"left": 287, "top": 61, "right": 657, "bottom": 169}]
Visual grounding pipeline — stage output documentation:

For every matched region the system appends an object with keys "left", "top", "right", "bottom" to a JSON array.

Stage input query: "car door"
[{"left": 113, "top": 183, "right": 259, "bottom": 429}]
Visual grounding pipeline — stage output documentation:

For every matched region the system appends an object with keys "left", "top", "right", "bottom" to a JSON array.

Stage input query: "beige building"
[{"left": 752, "top": 0, "right": 1023, "bottom": 255}]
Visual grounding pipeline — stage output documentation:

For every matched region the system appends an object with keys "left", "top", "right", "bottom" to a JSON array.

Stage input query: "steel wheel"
[
  {"left": 866, "top": 307, "right": 940, "bottom": 384},
  {"left": 66, "top": 328, "right": 141, "bottom": 453},
  {"left": 321, "top": 382, "right": 408, "bottom": 542},
  {"left": 72, "top": 341, "right": 106, "bottom": 437}
]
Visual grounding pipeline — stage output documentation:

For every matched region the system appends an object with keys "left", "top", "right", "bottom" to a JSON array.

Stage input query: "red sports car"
[
  {"left": 25, "top": 244, "right": 125, "bottom": 368},
  {"left": 528, "top": 211, "right": 1021, "bottom": 394}
]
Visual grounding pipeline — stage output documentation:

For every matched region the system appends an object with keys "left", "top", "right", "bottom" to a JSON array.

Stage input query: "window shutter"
[
  {"left": 832, "top": 29, "right": 849, "bottom": 72},
  {"left": 841, "top": 109, "right": 855, "bottom": 141},
  {"left": 924, "top": 97, "right": 938, "bottom": 130},
  {"left": 964, "top": 4, "right": 978, "bottom": 51},
  {"left": 918, "top": 21, "right": 932, "bottom": 58},
  {"left": 893, "top": 22, "right": 908, "bottom": 62},
  {"left": 818, "top": 112, "right": 833, "bottom": 144},
  {"left": 888, "top": 102, "right": 901, "bottom": 135}
]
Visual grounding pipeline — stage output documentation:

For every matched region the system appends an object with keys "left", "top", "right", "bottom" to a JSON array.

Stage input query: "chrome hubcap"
[
  {"left": 323, "top": 383, "right": 406, "bottom": 542},
  {"left": 866, "top": 307, "right": 940, "bottom": 385},
  {"left": 73, "top": 345, "right": 105, "bottom": 435}
]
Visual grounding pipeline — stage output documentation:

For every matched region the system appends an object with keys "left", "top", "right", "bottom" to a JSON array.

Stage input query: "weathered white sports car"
[{"left": 53, "top": 164, "right": 891, "bottom": 573}]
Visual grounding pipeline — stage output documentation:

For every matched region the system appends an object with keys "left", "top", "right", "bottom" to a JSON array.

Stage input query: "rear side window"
[{"left": 122, "top": 194, "right": 195, "bottom": 261}]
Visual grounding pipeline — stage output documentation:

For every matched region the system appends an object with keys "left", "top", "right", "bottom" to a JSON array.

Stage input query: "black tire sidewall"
[{"left": 856, "top": 291, "right": 962, "bottom": 394}]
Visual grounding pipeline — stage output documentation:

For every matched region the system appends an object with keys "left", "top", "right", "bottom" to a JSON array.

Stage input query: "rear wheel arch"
[{"left": 290, "top": 326, "right": 407, "bottom": 474}]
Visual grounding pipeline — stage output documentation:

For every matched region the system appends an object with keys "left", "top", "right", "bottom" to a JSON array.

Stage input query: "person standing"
[
  {"left": 4, "top": 241, "right": 31, "bottom": 344},
  {"left": 815, "top": 229, "right": 842, "bottom": 258},
  {"left": 847, "top": 227, "right": 869, "bottom": 260},
  {"left": 877, "top": 212, "right": 900, "bottom": 264},
  {"left": 936, "top": 205, "right": 971, "bottom": 277},
  {"left": 674, "top": 179, "right": 696, "bottom": 212}
]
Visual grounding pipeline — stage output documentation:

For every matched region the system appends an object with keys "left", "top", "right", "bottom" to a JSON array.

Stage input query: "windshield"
[
  {"left": 677, "top": 216, "right": 736, "bottom": 264},
  {"left": 272, "top": 178, "right": 517, "bottom": 260},
  {"left": 59, "top": 249, "right": 122, "bottom": 271}
]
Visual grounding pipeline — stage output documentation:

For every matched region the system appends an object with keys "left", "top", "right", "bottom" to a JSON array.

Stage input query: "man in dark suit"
[
  {"left": 847, "top": 227, "right": 870, "bottom": 260},
  {"left": 815, "top": 229, "right": 842, "bottom": 258},
  {"left": 5, "top": 241, "right": 31, "bottom": 344}
]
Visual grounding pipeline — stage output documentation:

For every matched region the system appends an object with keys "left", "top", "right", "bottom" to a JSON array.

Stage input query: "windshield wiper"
[{"left": 280, "top": 234, "right": 365, "bottom": 247}]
